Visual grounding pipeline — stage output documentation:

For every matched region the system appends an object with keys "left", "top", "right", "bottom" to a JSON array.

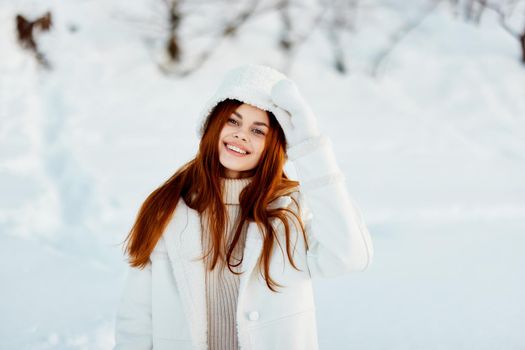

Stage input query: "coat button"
[{"left": 248, "top": 311, "right": 259, "bottom": 321}]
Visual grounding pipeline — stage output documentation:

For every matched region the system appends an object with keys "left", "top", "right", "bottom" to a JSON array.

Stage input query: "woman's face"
[{"left": 218, "top": 103, "right": 270, "bottom": 179}]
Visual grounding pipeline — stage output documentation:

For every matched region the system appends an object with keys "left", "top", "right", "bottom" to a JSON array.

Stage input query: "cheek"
[
  {"left": 218, "top": 127, "right": 230, "bottom": 146},
  {"left": 218, "top": 126, "right": 230, "bottom": 138},
  {"left": 252, "top": 138, "right": 266, "bottom": 157}
]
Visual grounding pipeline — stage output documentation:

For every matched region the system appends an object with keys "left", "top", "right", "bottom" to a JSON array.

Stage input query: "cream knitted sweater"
[{"left": 200, "top": 176, "right": 253, "bottom": 350}]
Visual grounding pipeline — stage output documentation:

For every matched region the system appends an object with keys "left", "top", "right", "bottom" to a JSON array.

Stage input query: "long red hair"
[{"left": 122, "top": 98, "right": 308, "bottom": 292}]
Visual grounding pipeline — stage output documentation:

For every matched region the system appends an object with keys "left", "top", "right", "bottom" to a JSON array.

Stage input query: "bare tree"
[
  {"left": 112, "top": 0, "right": 360, "bottom": 76},
  {"left": 160, "top": 0, "right": 353, "bottom": 76},
  {"left": 322, "top": 0, "right": 360, "bottom": 74},
  {"left": 449, "top": 0, "right": 525, "bottom": 64},
  {"left": 274, "top": 0, "right": 329, "bottom": 73},
  {"left": 222, "top": 0, "right": 260, "bottom": 37},
  {"left": 277, "top": 0, "right": 293, "bottom": 52},
  {"left": 165, "top": 0, "right": 183, "bottom": 62},
  {"left": 15, "top": 11, "right": 53, "bottom": 69},
  {"left": 482, "top": 0, "right": 525, "bottom": 63},
  {"left": 464, "top": 0, "right": 488, "bottom": 22},
  {"left": 371, "top": 0, "right": 440, "bottom": 78},
  {"left": 159, "top": 0, "right": 269, "bottom": 76}
]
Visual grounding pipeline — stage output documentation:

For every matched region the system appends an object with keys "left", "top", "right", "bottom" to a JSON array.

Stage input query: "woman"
[{"left": 114, "top": 64, "right": 374, "bottom": 350}]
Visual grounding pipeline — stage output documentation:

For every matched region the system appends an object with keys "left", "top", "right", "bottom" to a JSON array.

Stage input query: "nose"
[{"left": 233, "top": 132, "right": 247, "bottom": 142}]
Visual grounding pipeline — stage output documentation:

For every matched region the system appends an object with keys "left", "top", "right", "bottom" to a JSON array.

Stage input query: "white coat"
[{"left": 114, "top": 135, "right": 374, "bottom": 350}]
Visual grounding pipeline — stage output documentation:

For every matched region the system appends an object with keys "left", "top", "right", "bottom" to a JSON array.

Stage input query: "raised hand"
[{"left": 270, "top": 78, "right": 321, "bottom": 148}]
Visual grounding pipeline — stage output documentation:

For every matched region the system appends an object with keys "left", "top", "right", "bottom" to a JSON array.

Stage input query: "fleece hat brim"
[{"left": 196, "top": 64, "right": 288, "bottom": 137}]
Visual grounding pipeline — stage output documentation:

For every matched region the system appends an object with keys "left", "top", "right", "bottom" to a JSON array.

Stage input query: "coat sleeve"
[
  {"left": 287, "top": 134, "right": 374, "bottom": 278},
  {"left": 114, "top": 259, "right": 153, "bottom": 350}
]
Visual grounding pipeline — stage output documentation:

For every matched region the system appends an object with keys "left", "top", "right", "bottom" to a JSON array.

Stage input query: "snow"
[{"left": 1, "top": 0, "right": 524, "bottom": 349}]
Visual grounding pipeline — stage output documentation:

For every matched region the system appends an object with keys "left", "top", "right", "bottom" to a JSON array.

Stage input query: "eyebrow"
[{"left": 233, "top": 111, "right": 269, "bottom": 128}]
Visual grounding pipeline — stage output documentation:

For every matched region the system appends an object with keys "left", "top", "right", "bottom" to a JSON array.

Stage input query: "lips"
[{"left": 224, "top": 142, "right": 251, "bottom": 155}]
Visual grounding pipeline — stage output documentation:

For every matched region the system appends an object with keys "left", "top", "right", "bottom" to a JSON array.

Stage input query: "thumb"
[{"left": 270, "top": 104, "right": 295, "bottom": 133}]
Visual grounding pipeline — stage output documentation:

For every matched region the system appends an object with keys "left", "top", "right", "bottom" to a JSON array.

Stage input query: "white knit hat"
[{"left": 196, "top": 63, "right": 288, "bottom": 137}]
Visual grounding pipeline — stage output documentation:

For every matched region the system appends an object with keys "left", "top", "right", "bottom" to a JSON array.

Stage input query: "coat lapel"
[
  {"left": 236, "top": 221, "right": 264, "bottom": 349},
  {"left": 236, "top": 195, "right": 294, "bottom": 349},
  {"left": 163, "top": 200, "right": 207, "bottom": 350}
]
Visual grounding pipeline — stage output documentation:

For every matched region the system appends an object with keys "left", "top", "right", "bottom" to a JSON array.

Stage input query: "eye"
[
  {"left": 228, "top": 117, "right": 239, "bottom": 125},
  {"left": 252, "top": 128, "right": 265, "bottom": 136}
]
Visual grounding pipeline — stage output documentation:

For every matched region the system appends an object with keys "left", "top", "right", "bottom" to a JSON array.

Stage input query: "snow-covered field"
[{"left": 1, "top": 0, "right": 524, "bottom": 349}]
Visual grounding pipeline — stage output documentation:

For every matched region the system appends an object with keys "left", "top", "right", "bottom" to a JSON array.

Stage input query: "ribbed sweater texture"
[{"left": 201, "top": 176, "right": 253, "bottom": 350}]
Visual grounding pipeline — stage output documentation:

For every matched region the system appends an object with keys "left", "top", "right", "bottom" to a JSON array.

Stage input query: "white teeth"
[{"left": 226, "top": 144, "right": 247, "bottom": 154}]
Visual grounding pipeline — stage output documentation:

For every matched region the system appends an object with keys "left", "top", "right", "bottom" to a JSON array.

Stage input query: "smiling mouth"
[{"left": 224, "top": 142, "right": 250, "bottom": 156}]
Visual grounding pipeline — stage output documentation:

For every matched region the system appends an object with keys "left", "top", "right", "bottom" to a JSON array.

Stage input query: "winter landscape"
[{"left": 1, "top": 0, "right": 524, "bottom": 349}]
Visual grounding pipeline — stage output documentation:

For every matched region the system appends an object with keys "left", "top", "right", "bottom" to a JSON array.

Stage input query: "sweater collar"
[{"left": 220, "top": 176, "right": 254, "bottom": 205}]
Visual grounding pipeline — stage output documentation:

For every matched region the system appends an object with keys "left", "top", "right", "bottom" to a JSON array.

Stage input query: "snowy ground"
[{"left": 1, "top": 0, "right": 524, "bottom": 349}]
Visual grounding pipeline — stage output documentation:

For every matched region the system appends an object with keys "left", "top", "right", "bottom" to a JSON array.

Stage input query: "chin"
[
  {"left": 219, "top": 157, "right": 256, "bottom": 174},
  {"left": 220, "top": 162, "right": 250, "bottom": 173}
]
